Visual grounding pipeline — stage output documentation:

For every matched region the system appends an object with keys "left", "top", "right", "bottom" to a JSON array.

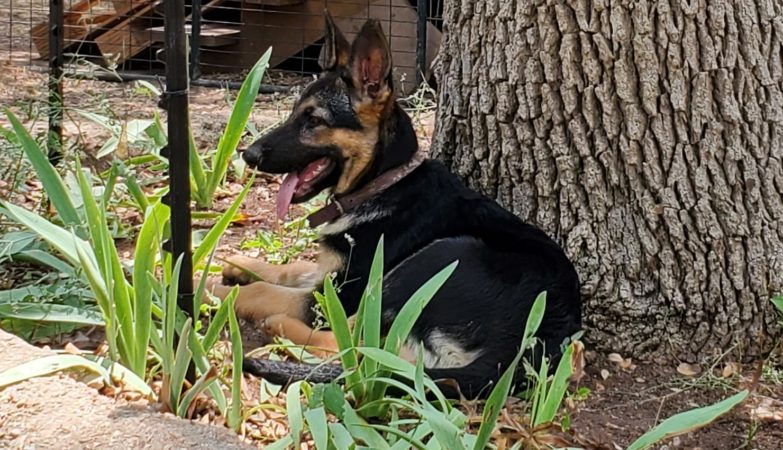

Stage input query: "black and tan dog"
[{"left": 205, "top": 15, "right": 582, "bottom": 399}]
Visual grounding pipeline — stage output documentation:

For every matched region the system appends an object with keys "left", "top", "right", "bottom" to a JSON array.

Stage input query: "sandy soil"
[{"left": 0, "top": 330, "right": 256, "bottom": 450}]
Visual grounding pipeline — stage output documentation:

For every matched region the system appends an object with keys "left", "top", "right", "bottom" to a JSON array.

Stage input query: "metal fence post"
[
  {"left": 415, "top": 0, "right": 427, "bottom": 87},
  {"left": 190, "top": 0, "right": 202, "bottom": 81},
  {"left": 47, "top": 0, "right": 64, "bottom": 164},
  {"left": 164, "top": 0, "right": 195, "bottom": 383}
]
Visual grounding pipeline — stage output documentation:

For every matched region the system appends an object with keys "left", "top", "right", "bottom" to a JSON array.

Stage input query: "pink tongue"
[{"left": 276, "top": 172, "right": 299, "bottom": 220}]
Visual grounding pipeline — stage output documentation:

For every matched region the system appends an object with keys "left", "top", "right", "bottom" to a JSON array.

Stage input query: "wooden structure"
[{"left": 30, "top": 0, "right": 441, "bottom": 92}]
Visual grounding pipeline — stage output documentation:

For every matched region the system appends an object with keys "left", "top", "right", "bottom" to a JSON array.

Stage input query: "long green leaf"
[
  {"left": 13, "top": 249, "right": 76, "bottom": 276},
  {"left": 626, "top": 390, "right": 749, "bottom": 450},
  {"left": 5, "top": 109, "right": 81, "bottom": 229},
  {"left": 473, "top": 292, "right": 548, "bottom": 450},
  {"left": 363, "top": 236, "right": 385, "bottom": 350},
  {"left": 1, "top": 202, "right": 94, "bottom": 268},
  {"left": 286, "top": 381, "right": 305, "bottom": 448},
  {"left": 186, "top": 329, "right": 228, "bottom": 413},
  {"left": 133, "top": 202, "right": 168, "bottom": 374},
  {"left": 170, "top": 318, "right": 193, "bottom": 416},
  {"left": 0, "top": 303, "right": 103, "bottom": 326},
  {"left": 0, "top": 286, "right": 49, "bottom": 303},
  {"left": 328, "top": 423, "right": 355, "bottom": 449},
  {"left": 341, "top": 399, "right": 391, "bottom": 449},
  {"left": 0, "top": 354, "right": 110, "bottom": 388},
  {"left": 226, "top": 288, "right": 243, "bottom": 431},
  {"left": 81, "top": 353, "right": 154, "bottom": 397},
  {"left": 201, "top": 291, "right": 233, "bottom": 351},
  {"left": 192, "top": 176, "right": 253, "bottom": 268},
  {"left": 304, "top": 406, "right": 329, "bottom": 450},
  {"left": 534, "top": 342, "right": 575, "bottom": 426},
  {"left": 384, "top": 261, "right": 458, "bottom": 354},
  {"left": 319, "top": 277, "right": 362, "bottom": 393},
  {"left": 178, "top": 367, "right": 219, "bottom": 419},
  {"left": 204, "top": 49, "right": 271, "bottom": 205},
  {"left": 265, "top": 436, "right": 294, "bottom": 450},
  {"left": 74, "top": 234, "right": 117, "bottom": 361}
]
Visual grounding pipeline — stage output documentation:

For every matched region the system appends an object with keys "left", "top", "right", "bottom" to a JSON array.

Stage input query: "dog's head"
[{"left": 243, "top": 14, "right": 399, "bottom": 216}]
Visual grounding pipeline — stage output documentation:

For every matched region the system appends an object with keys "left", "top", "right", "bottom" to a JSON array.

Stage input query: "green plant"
[
  {"left": 189, "top": 49, "right": 272, "bottom": 209},
  {"left": 240, "top": 214, "right": 319, "bottom": 264},
  {"left": 772, "top": 296, "right": 783, "bottom": 323},
  {"left": 626, "top": 390, "right": 749, "bottom": 450},
  {"left": 0, "top": 114, "right": 251, "bottom": 419},
  {"left": 75, "top": 50, "right": 272, "bottom": 210},
  {"left": 261, "top": 236, "right": 570, "bottom": 449}
]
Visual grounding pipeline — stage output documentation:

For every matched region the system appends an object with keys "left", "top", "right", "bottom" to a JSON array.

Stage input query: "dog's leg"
[
  {"left": 221, "top": 248, "right": 343, "bottom": 288},
  {"left": 262, "top": 314, "right": 339, "bottom": 358},
  {"left": 204, "top": 279, "right": 313, "bottom": 322},
  {"left": 221, "top": 254, "right": 320, "bottom": 288}
]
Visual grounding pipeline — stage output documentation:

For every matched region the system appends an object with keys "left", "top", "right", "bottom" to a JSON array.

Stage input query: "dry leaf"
[
  {"left": 749, "top": 398, "right": 783, "bottom": 421},
  {"left": 607, "top": 352, "right": 634, "bottom": 370},
  {"left": 677, "top": 362, "right": 701, "bottom": 377},
  {"left": 600, "top": 369, "right": 610, "bottom": 380},
  {"left": 570, "top": 340, "right": 586, "bottom": 382},
  {"left": 722, "top": 362, "right": 741, "bottom": 378},
  {"left": 63, "top": 342, "right": 81, "bottom": 355}
]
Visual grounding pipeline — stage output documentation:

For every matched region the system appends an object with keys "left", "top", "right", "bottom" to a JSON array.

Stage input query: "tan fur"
[
  {"left": 261, "top": 314, "right": 339, "bottom": 358},
  {"left": 261, "top": 313, "right": 360, "bottom": 358},
  {"left": 222, "top": 255, "right": 319, "bottom": 288},
  {"left": 327, "top": 128, "right": 378, "bottom": 194},
  {"left": 203, "top": 278, "right": 312, "bottom": 322}
]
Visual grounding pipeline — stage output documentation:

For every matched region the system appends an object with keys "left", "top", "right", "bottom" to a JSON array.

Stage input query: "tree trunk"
[{"left": 432, "top": 0, "right": 783, "bottom": 359}]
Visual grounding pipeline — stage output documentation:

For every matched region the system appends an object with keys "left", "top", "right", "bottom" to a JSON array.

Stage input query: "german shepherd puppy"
[{"left": 206, "top": 15, "right": 582, "bottom": 399}]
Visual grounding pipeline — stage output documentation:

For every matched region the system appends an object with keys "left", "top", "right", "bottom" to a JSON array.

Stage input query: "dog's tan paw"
[
  {"left": 260, "top": 314, "right": 289, "bottom": 338},
  {"left": 195, "top": 277, "right": 233, "bottom": 302},
  {"left": 221, "top": 255, "right": 263, "bottom": 286}
]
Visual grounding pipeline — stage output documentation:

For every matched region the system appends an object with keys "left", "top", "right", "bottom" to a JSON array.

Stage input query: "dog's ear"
[
  {"left": 318, "top": 11, "right": 350, "bottom": 71},
  {"left": 348, "top": 19, "right": 393, "bottom": 100}
]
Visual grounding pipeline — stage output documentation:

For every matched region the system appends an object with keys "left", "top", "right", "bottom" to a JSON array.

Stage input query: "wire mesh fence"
[{"left": 1, "top": 0, "right": 444, "bottom": 92}]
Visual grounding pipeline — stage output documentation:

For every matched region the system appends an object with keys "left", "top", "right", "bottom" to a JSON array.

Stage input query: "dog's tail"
[
  {"left": 243, "top": 357, "right": 344, "bottom": 385},
  {"left": 243, "top": 355, "right": 507, "bottom": 399}
]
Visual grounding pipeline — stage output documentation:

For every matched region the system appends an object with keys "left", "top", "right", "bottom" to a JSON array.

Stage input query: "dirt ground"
[
  {"left": 0, "top": 329, "right": 255, "bottom": 450},
  {"left": 0, "top": 22, "right": 782, "bottom": 450}
]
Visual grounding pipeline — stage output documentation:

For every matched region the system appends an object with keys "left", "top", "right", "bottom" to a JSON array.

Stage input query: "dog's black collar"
[{"left": 307, "top": 148, "right": 426, "bottom": 228}]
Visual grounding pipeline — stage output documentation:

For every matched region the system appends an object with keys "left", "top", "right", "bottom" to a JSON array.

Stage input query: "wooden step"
[
  {"left": 146, "top": 24, "right": 240, "bottom": 48},
  {"left": 31, "top": 0, "right": 121, "bottom": 58},
  {"left": 94, "top": 0, "right": 160, "bottom": 65}
]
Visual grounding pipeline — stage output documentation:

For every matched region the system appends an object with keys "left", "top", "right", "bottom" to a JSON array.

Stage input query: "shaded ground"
[{"left": 569, "top": 353, "right": 783, "bottom": 449}]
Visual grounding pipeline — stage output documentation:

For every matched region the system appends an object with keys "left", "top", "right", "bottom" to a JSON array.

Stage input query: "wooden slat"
[
  {"left": 237, "top": 0, "right": 441, "bottom": 92},
  {"left": 31, "top": 0, "right": 115, "bottom": 58},
  {"left": 94, "top": 0, "right": 160, "bottom": 65},
  {"left": 146, "top": 24, "right": 240, "bottom": 48}
]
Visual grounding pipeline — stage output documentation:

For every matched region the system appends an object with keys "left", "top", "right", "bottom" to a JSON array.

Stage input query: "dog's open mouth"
[{"left": 276, "top": 157, "right": 336, "bottom": 220}]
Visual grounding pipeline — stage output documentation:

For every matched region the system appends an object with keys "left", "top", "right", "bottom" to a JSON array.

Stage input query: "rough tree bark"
[{"left": 432, "top": 0, "right": 783, "bottom": 359}]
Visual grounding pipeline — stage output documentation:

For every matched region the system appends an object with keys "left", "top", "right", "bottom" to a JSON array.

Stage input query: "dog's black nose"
[{"left": 242, "top": 144, "right": 263, "bottom": 167}]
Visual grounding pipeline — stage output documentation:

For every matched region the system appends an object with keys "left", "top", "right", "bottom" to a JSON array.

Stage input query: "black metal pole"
[
  {"left": 47, "top": 0, "right": 64, "bottom": 164},
  {"left": 164, "top": 0, "right": 195, "bottom": 383},
  {"left": 415, "top": 0, "right": 427, "bottom": 87},
  {"left": 190, "top": 0, "right": 202, "bottom": 81}
]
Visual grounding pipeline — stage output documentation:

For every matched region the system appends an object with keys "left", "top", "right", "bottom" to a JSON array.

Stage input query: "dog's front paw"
[
  {"left": 195, "top": 277, "right": 233, "bottom": 302},
  {"left": 261, "top": 314, "right": 289, "bottom": 338},
  {"left": 221, "top": 255, "right": 263, "bottom": 286}
]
